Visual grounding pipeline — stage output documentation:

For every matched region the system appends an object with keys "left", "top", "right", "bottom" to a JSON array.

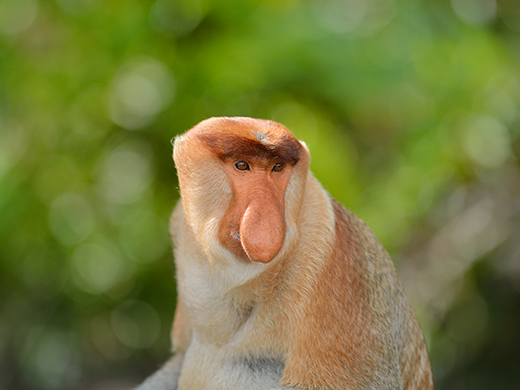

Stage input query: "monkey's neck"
[
  {"left": 175, "top": 175, "right": 336, "bottom": 353},
  {"left": 173, "top": 220, "right": 265, "bottom": 347}
]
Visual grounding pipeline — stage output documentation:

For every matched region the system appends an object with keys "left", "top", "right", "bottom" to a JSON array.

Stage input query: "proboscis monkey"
[{"left": 135, "top": 117, "right": 434, "bottom": 390}]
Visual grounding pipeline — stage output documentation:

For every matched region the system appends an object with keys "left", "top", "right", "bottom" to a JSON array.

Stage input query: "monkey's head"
[{"left": 173, "top": 117, "right": 310, "bottom": 265}]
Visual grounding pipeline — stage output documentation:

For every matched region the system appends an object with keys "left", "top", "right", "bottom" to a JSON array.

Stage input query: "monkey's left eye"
[
  {"left": 235, "top": 161, "right": 250, "bottom": 171},
  {"left": 272, "top": 163, "right": 285, "bottom": 172}
]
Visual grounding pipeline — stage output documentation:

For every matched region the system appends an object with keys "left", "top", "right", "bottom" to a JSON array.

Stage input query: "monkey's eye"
[
  {"left": 272, "top": 163, "right": 285, "bottom": 172},
  {"left": 235, "top": 161, "right": 250, "bottom": 171}
]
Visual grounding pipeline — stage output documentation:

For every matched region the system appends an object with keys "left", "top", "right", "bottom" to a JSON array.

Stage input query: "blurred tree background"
[{"left": 1, "top": 0, "right": 520, "bottom": 389}]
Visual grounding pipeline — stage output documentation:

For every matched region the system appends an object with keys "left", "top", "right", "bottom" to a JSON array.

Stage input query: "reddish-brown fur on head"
[{"left": 190, "top": 117, "right": 303, "bottom": 166}]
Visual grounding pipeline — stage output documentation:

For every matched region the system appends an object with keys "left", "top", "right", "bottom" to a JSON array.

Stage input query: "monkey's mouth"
[{"left": 229, "top": 231, "right": 250, "bottom": 261}]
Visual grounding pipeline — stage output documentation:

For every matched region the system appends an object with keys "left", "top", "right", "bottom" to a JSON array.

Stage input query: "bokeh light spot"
[
  {"left": 461, "top": 115, "right": 511, "bottom": 169},
  {"left": 48, "top": 193, "right": 95, "bottom": 246},
  {"left": 150, "top": 0, "right": 205, "bottom": 36},
  {"left": 0, "top": 119, "right": 26, "bottom": 178},
  {"left": 23, "top": 329, "right": 81, "bottom": 390},
  {"left": 55, "top": 0, "right": 100, "bottom": 15},
  {"left": 91, "top": 313, "right": 128, "bottom": 359},
  {"left": 111, "top": 300, "right": 161, "bottom": 349},
  {"left": 72, "top": 241, "right": 125, "bottom": 294},
  {"left": 499, "top": 0, "right": 520, "bottom": 33},
  {"left": 0, "top": 0, "right": 39, "bottom": 35},
  {"left": 108, "top": 57, "right": 175, "bottom": 130},
  {"left": 451, "top": 0, "right": 496, "bottom": 26},
  {"left": 98, "top": 142, "right": 154, "bottom": 205},
  {"left": 313, "top": 0, "right": 395, "bottom": 37}
]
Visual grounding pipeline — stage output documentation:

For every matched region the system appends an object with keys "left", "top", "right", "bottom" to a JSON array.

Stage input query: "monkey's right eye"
[{"left": 235, "top": 161, "right": 250, "bottom": 171}]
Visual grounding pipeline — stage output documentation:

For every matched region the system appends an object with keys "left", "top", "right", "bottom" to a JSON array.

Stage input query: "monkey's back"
[
  {"left": 281, "top": 198, "right": 433, "bottom": 390},
  {"left": 342, "top": 201, "right": 433, "bottom": 389}
]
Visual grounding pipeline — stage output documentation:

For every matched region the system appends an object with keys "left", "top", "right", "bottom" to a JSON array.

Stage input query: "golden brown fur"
[{"left": 135, "top": 117, "right": 433, "bottom": 390}]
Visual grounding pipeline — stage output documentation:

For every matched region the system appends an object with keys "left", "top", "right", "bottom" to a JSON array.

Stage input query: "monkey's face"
[
  {"left": 217, "top": 156, "right": 293, "bottom": 264},
  {"left": 173, "top": 117, "right": 310, "bottom": 266}
]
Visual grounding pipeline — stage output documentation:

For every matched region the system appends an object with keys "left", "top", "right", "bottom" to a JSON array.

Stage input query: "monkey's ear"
[{"left": 299, "top": 140, "right": 309, "bottom": 152}]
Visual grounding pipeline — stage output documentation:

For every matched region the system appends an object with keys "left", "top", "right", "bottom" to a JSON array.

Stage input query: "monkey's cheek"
[{"left": 239, "top": 203, "right": 285, "bottom": 264}]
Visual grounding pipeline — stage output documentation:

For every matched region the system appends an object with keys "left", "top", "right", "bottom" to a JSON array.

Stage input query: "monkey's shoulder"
[{"left": 330, "top": 199, "right": 395, "bottom": 269}]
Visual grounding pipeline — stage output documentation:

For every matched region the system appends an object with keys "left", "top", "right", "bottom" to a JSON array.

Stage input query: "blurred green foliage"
[{"left": 1, "top": 0, "right": 520, "bottom": 389}]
